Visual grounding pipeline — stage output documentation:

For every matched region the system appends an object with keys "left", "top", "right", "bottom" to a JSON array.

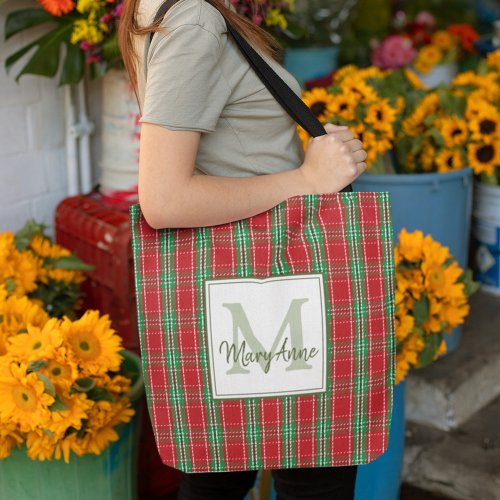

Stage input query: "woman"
[{"left": 119, "top": 0, "right": 367, "bottom": 498}]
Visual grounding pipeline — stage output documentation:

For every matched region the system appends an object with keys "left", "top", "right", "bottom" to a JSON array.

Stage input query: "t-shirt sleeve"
[{"left": 140, "top": 24, "right": 231, "bottom": 133}]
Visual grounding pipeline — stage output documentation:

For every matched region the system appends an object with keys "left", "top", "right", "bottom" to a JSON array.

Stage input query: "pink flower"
[
  {"left": 371, "top": 35, "right": 417, "bottom": 69},
  {"left": 114, "top": 3, "right": 123, "bottom": 17},
  {"left": 415, "top": 11, "right": 436, "bottom": 28}
]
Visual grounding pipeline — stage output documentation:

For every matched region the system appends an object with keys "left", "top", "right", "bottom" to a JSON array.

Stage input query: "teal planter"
[
  {"left": 354, "top": 381, "right": 406, "bottom": 500},
  {"left": 0, "top": 351, "right": 144, "bottom": 500},
  {"left": 354, "top": 169, "right": 473, "bottom": 353},
  {"left": 284, "top": 46, "right": 339, "bottom": 88}
]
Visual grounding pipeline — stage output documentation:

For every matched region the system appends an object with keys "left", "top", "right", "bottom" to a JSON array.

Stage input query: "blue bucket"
[
  {"left": 354, "top": 381, "right": 406, "bottom": 500},
  {"left": 354, "top": 169, "right": 474, "bottom": 352},
  {"left": 284, "top": 46, "right": 339, "bottom": 88}
]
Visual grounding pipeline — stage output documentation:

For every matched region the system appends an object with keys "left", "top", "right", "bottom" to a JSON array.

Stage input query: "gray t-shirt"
[{"left": 136, "top": 0, "right": 305, "bottom": 177}]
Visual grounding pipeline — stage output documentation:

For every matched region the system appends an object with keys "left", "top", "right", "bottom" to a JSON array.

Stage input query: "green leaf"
[
  {"left": 74, "top": 377, "right": 96, "bottom": 393},
  {"left": 418, "top": 333, "right": 443, "bottom": 367},
  {"left": 101, "top": 34, "right": 121, "bottom": 62},
  {"left": 27, "top": 359, "right": 49, "bottom": 373},
  {"left": 7, "top": 22, "right": 73, "bottom": 82},
  {"left": 48, "top": 255, "right": 94, "bottom": 272},
  {"left": 5, "top": 278, "right": 16, "bottom": 294},
  {"left": 5, "top": 8, "right": 55, "bottom": 40},
  {"left": 76, "top": 419, "right": 89, "bottom": 439},
  {"left": 87, "top": 387, "right": 115, "bottom": 403},
  {"left": 37, "top": 372, "right": 56, "bottom": 397},
  {"left": 14, "top": 219, "right": 49, "bottom": 251},
  {"left": 59, "top": 41, "right": 84, "bottom": 86},
  {"left": 17, "top": 328, "right": 28, "bottom": 334},
  {"left": 49, "top": 394, "right": 70, "bottom": 412},
  {"left": 413, "top": 295, "right": 430, "bottom": 327}
]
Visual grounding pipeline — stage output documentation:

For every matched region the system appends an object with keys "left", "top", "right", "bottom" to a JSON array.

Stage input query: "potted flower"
[
  {"left": 0, "top": 223, "right": 144, "bottom": 499},
  {"left": 235, "top": 0, "right": 357, "bottom": 87},
  {"left": 451, "top": 50, "right": 500, "bottom": 294},
  {"left": 354, "top": 229, "right": 478, "bottom": 500},
  {"left": 370, "top": 11, "right": 479, "bottom": 88}
]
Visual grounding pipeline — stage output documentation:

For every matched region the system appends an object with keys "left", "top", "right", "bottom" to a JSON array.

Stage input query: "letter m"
[{"left": 222, "top": 299, "right": 311, "bottom": 374}]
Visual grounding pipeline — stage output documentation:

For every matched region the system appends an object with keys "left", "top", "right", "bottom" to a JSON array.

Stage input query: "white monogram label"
[{"left": 205, "top": 274, "right": 327, "bottom": 399}]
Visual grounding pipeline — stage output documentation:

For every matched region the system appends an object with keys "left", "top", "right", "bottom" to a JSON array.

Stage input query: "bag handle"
[{"left": 151, "top": 0, "right": 352, "bottom": 192}]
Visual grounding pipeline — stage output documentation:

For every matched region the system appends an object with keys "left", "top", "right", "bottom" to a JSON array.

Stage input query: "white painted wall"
[{"left": 0, "top": 1, "right": 103, "bottom": 236}]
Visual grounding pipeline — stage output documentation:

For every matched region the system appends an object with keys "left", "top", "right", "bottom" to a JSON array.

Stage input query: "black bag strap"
[{"left": 151, "top": 0, "right": 353, "bottom": 192}]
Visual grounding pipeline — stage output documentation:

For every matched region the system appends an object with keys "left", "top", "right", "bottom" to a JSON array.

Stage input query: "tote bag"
[{"left": 130, "top": 0, "right": 396, "bottom": 473}]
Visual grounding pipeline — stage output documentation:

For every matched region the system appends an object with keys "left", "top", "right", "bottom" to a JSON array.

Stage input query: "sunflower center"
[
  {"left": 51, "top": 367, "right": 62, "bottom": 376},
  {"left": 32, "top": 341, "right": 42, "bottom": 350},
  {"left": 376, "top": 110, "right": 383, "bottom": 121},
  {"left": 71, "top": 331, "right": 101, "bottom": 361},
  {"left": 451, "top": 128, "right": 462, "bottom": 137},
  {"left": 339, "top": 103, "right": 348, "bottom": 111},
  {"left": 480, "top": 119, "right": 496, "bottom": 135},
  {"left": 310, "top": 102, "right": 327, "bottom": 118},
  {"left": 12, "top": 385, "right": 37, "bottom": 412},
  {"left": 429, "top": 266, "right": 445, "bottom": 288},
  {"left": 80, "top": 341, "right": 90, "bottom": 351},
  {"left": 446, "top": 155, "right": 454, "bottom": 168},
  {"left": 476, "top": 145, "right": 494, "bottom": 163}
]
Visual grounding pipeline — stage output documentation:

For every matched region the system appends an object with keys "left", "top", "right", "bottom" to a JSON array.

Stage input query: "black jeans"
[{"left": 177, "top": 465, "right": 358, "bottom": 500}]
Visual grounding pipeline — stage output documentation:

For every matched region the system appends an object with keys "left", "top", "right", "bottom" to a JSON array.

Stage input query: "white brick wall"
[{"left": 0, "top": 2, "right": 72, "bottom": 236}]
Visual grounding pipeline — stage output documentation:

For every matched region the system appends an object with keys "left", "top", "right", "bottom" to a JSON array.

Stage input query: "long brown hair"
[{"left": 119, "top": 0, "right": 280, "bottom": 91}]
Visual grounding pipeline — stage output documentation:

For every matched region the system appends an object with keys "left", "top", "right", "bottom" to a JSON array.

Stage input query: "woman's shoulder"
[{"left": 138, "top": 0, "right": 226, "bottom": 38}]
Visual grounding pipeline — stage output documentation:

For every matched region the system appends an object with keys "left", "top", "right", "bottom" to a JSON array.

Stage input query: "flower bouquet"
[
  {"left": 396, "top": 49, "right": 500, "bottom": 178},
  {"left": 0, "top": 221, "right": 93, "bottom": 319},
  {"left": 371, "top": 11, "right": 479, "bottom": 76},
  {"left": 297, "top": 65, "right": 424, "bottom": 173},
  {"left": 0, "top": 223, "right": 135, "bottom": 463},
  {"left": 5, "top": 0, "right": 123, "bottom": 84},
  {"left": 394, "top": 229, "right": 478, "bottom": 384}
]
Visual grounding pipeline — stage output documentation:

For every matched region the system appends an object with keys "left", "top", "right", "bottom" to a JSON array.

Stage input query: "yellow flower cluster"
[
  {"left": 0, "top": 290, "right": 133, "bottom": 463},
  {"left": 71, "top": 0, "right": 108, "bottom": 45},
  {"left": 298, "top": 66, "right": 409, "bottom": 173},
  {"left": 394, "top": 230, "right": 474, "bottom": 383},
  {"left": 399, "top": 52, "right": 500, "bottom": 177},
  {"left": 0, "top": 224, "right": 89, "bottom": 318},
  {"left": 450, "top": 54, "right": 500, "bottom": 179},
  {"left": 413, "top": 30, "right": 461, "bottom": 74}
]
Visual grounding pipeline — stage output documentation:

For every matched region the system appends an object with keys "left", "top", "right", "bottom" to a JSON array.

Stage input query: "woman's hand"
[{"left": 299, "top": 123, "right": 367, "bottom": 194}]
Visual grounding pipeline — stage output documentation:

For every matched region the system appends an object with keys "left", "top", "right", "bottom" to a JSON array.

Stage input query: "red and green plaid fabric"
[{"left": 130, "top": 192, "right": 396, "bottom": 473}]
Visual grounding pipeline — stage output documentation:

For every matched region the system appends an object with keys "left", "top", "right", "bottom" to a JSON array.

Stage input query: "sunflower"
[
  {"left": 0, "top": 362, "right": 54, "bottom": 432},
  {"left": 404, "top": 69, "right": 426, "bottom": 90},
  {"left": 351, "top": 125, "right": 378, "bottom": 166},
  {"left": 332, "top": 65, "right": 357, "bottom": 82},
  {"left": 469, "top": 108, "right": 500, "bottom": 142},
  {"left": 302, "top": 88, "right": 335, "bottom": 123},
  {"left": 468, "top": 141, "right": 500, "bottom": 176},
  {"left": 420, "top": 141, "right": 436, "bottom": 171},
  {"left": 438, "top": 117, "right": 468, "bottom": 147},
  {"left": 42, "top": 352, "right": 78, "bottom": 391},
  {"left": 395, "top": 310, "right": 415, "bottom": 343},
  {"left": 435, "top": 149, "right": 465, "bottom": 173},
  {"left": 396, "top": 333, "right": 425, "bottom": 384},
  {"left": 45, "top": 267, "right": 86, "bottom": 285},
  {"left": 47, "top": 392, "right": 93, "bottom": 436},
  {"left": 8, "top": 318, "right": 62, "bottom": 362},
  {"left": 29, "top": 234, "right": 70, "bottom": 260},
  {"left": 37, "top": 0, "right": 75, "bottom": 16},
  {"left": 441, "top": 296, "right": 470, "bottom": 331},
  {"left": 341, "top": 76, "right": 379, "bottom": 103},
  {"left": 0, "top": 294, "right": 49, "bottom": 338},
  {"left": 397, "top": 228, "right": 424, "bottom": 262},
  {"left": 61, "top": 310, "right": 123, "bottom": 375},
  {"left": 0, "top": 419, "right": 22, "bottom": 459},
  {"left": 297, "top": 125, "right": 310, "bottom": 152},
  {"left": 26, "top": 429, "right": 57, "bottom": 461},
  {"left": 329, "top": 93, "right": 357, "bottom": 121},
  {"left": 365, "top": 99, "right": 397, "bottom": 135}
]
